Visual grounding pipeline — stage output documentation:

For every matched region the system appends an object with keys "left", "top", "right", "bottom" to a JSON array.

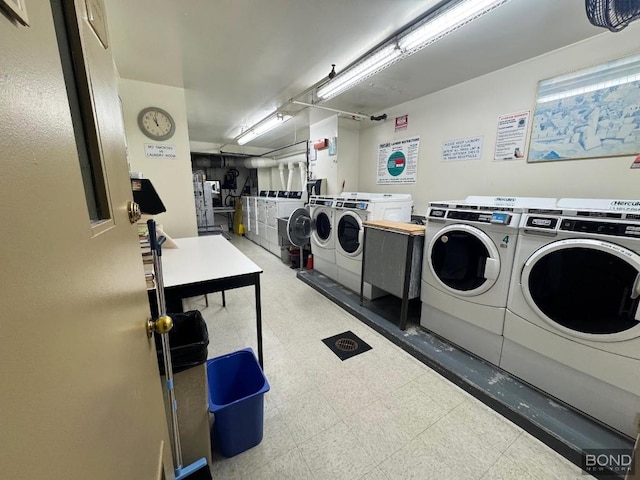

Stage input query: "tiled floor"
[{"left": 187, "top": 236, "right": 592, "bottom": 480}]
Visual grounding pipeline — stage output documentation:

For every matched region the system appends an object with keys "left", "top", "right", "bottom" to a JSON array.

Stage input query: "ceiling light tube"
[
  {"left": 317, "top": 45, "right": 402, "bottom": 100},
  {"left": 237, "top": 114, "right": 292, "bottom": 145},
  {"left": 398, "top": 0, "right": 510, "bottom": 53},
  {"left": 316, "top": 0, "right": 510, "bottom": 102}
]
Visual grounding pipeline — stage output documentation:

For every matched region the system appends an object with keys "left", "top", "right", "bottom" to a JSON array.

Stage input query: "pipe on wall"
[
  {"left": 298, "top": 161, "right": 307, "bottom": 190},
  {"left": 286, "top": 163, "right": 295, "bottom": 191},
  {"left": 279, "top": 163, "right": 286, "bottom": 190}
]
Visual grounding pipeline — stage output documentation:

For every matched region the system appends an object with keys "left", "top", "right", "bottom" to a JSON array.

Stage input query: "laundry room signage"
[
  {"left": 144, "top": 143, "right": 177, "bottom": 159},
  {"left": 377, "top": 137, "right": 420, "bottom": 184},
  {"left": 494, "top": 110, "right": 530, "bottom": 161},
  {"left": 442, "top": 136, "right": 483, "bottom": 162}
]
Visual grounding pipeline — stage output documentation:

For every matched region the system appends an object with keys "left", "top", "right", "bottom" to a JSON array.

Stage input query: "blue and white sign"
[{"left": 377, "top": 137, "right": 420, "bottom": 184}]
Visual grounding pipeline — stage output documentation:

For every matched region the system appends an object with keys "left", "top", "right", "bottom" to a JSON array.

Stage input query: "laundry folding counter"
[
  {"left": 151, "top": 235, "right": 265, "bottom": 366},
  {"left": 360, "top": 220, "right": 425, "bottom": 330}
]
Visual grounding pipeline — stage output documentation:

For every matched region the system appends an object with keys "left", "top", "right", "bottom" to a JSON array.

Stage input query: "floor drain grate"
[
  {"left": 335, "top": 338, "right": 358, "bottom": 352},
  {"left": 322, "top": 331, "right": 371, "bottom": 361}
]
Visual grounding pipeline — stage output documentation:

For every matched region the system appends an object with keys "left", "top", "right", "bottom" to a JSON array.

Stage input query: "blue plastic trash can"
[{"left": 206, "top": 348, "right": 270, "bottom": 458}]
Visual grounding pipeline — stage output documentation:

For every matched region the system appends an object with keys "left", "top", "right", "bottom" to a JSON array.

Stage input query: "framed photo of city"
[{"left": 528, "top": 52, "right": 640, "bottom": 162}]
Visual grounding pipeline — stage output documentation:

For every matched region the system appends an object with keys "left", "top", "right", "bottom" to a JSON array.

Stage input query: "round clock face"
[{"left": 137, "top": 107, "right": 175, "bottom": 141}]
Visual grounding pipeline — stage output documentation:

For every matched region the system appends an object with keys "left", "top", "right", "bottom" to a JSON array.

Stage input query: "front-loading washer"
[
  {"left": 420, "top": 196, "right": 558, "bottom": 365},
  {"left": 502, "top": 198, "right": 640, "bottom": 437},
  {"left": 334, "top": 192, "right": 413, "bottom": 299},
  {"left": 309, "top": 195, "right": 338, "bottom": 280}
]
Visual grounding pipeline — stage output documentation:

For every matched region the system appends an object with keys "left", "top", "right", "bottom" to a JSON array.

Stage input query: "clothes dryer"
[
  {"left": 334, "top": 193, "right": 413, "bottom": 299},
  {"left": 308, "top": 195, "right": 338, "bottom": 280},
  {"left": 502, "top": 198, "right": 640, "bottom": 437},
  {"left": 420, "top": 196, "right": 557, "bottom": 365}
]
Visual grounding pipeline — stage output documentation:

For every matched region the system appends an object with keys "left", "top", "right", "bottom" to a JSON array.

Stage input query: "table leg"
[
  {"left": 166, "top": 294, "right": 184, "bottom": 314},
  {"left": 222, "top": 291, "right": 226, "bottom": 307},
  {"left": 254, "top": 274, "right": 264, "bottom": 368},
  {"left": 399, "top": 235, "right": 414, "bottom": 331}
]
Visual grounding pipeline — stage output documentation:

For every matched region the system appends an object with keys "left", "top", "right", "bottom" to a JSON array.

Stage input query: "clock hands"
[{"left": 152, "top": 113, "right": 159, "bottom": 127}]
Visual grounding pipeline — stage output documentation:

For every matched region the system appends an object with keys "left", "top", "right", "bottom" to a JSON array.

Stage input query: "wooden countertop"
[{"left": 363, "top": 220, "right": 426, "bottom": 236}]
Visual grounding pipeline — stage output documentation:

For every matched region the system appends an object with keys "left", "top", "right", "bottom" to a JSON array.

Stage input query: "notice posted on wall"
[
  {"left": 494, "top": 110, "right": 530, "bottom": 161},
  {"left": 145, "top": 143, "right": 177, "bottom": 159},
  {"left": 377, "top": 137, "right": 419, "bottom": 184},
  {"left": 442, "top": 136, "right": 482, "bottom": 162}
]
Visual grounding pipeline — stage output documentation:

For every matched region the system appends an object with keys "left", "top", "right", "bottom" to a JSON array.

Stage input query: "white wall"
[
  {"left": 310, "top": 116, "right": 360, "bottom": 195},
  {"left": 119, "top": 79, "right": 197, "bottom": 238},
  {"left": 358, "top": 26, "right": 640, "bottom": 215}
]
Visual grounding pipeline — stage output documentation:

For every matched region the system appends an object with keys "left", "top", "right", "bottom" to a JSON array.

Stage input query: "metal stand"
[{"left": 147, "top": 220, "right": 210, "bottom": 480}]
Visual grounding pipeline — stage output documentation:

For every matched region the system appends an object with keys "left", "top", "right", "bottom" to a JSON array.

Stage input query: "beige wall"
[
  {"left": 358, "top": 26, "right": 640, "bottom": 215},
  {"left": 119, "top": 79, "right": 197, "bottom": 238},
  {"left": 310, "top": 116, "right": 360, "bottom": 195}
]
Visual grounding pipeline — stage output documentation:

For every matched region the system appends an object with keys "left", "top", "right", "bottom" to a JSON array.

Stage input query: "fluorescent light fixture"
[
  {"left": 237, "top": 114, "right": 292, "bottom": 145},
  {"left": 399, "top": 0, "right": 509, "bottom": 53},
  {"left": 317, "top": 0, "right": 510, "bottom": 101},
  {"left": 317, "top": 45, "right": 402, "bottom": 100}
]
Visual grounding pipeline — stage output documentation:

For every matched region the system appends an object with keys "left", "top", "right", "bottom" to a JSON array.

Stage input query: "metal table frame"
[{"left": 360, "top": 222, "right": 424, "bottom": 331}]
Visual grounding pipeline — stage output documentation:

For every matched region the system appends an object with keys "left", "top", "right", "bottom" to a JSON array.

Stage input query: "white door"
[
  {"left": 336, "top": 210, "right": 364, "bottom": 257},
  {"left": 1, "top": 2, "right": 172, "bottom": 479},
  {"left": 427, "top": 224, "right": 501, "bottom": 296},
  {"left": 521, "top": 238, "right": 640, "bottom": 342}
]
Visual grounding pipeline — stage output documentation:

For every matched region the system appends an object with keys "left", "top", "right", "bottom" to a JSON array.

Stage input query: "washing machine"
[
  {"left": 308, "top": 195, "right": 338, "bottom": 280},
  {"left": 263, "top": 191, "right": 304, "bottom": 256},
  {"left": 502, "top": 198, "right": 640, "bottom": 437},
  {"left": 420, "top": 196, "right": 558, "bottom": 365},
  {"left": 334, "top": 192, "right": 413, "bottom": 299}
]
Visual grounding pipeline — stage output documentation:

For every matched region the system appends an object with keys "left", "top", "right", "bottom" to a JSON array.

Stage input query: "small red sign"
[
  {"left": 631, "top": 155, "right": 640, "bottom": 169},
  {"left": 395, "top": 115, "right": 408, "bottom": 132}
]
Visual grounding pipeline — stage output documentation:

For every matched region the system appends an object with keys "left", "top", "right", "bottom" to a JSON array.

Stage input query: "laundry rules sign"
[{"left": 377, "top": 137, "right": 420, "bottom": 184}]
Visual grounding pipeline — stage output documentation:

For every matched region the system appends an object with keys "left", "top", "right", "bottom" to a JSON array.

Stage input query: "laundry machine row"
[
  {"left": 242, "top": 191, "right": 304, "bottom": 256},
  {"left": 420, "top": 196, "right": 640, "bottom": 437},
  {"left": 305, "top": 192, "right": 414, "bottom": 298}
]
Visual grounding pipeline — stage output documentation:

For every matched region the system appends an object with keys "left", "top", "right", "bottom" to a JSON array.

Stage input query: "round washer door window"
[
  {"left": 522, "top": 239, "right": 640, "bottom": 341},
  {"left": 428, "top": 224, "right": 500, "bottom": 296},
  {"left": 314, "top": 211, "right": 332, "bottom": 243},
  {"left": 337, "top": 211, "right": 363, "bottom": 256}
]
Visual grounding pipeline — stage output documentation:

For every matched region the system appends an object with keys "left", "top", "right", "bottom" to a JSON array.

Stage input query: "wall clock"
[{"left": 137, "top": 107, "right": 175, "bottom": 141}]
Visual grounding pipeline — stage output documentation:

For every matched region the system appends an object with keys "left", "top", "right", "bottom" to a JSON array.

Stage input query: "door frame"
[
  {"left": 336, "top": 210, "right": 364, "bottom": 257},
  {"left": 427, "top": 224, "right": 501, "bottom": 297}
]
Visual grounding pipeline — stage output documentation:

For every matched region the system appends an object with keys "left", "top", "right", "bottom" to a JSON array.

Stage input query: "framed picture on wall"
[
  {"left": 528, "top": 52, "right": 640, "bottom": 162},
  {"left": 0, "top": 0, "right": 29, "bottom": 25}
]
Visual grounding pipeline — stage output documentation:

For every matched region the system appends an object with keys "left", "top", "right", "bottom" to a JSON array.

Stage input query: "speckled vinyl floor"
[{"left": 184, "top": 235, "right": 592, "bottom": 480}]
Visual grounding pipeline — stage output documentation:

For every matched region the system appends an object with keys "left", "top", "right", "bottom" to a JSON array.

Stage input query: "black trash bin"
[{"left": 155, "top": 310, "right": 209, "bottom": 374}]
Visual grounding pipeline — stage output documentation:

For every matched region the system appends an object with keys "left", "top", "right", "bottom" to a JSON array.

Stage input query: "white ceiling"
[{"left": 105, "top": 0, "right": 603, "bottom": 152}]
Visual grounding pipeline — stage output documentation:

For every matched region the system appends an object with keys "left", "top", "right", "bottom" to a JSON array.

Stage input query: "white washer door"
[
  {"left": 336, "top": 210, "right": 364, "bottom": 257},
  {"left": 311, "top": 208, "right": 333, "bottom": 247},
  {"left": 522, "top": 238, "right": 640, "bottom": 342},
  {"left": 428, "top": 224, "right": 501, "bottom": 297}
]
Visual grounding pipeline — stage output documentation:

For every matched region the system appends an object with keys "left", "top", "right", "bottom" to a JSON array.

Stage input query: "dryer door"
[
  {"left": 311, "top": 208, "right": 332, "bottom": 247},
  {"left": 428, "top": 224, "right": 500, "bottom": 296},
  {"left": 336, "top": 210, "right": 364, "bottom": 257},
  {"left": 522, "top": 238, "right": 640, "bottom": 342}
]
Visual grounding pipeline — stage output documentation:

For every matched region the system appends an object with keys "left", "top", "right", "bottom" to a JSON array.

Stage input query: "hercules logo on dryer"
[{"left": 610, "top": 200, "right": 640, "bottom": 212}]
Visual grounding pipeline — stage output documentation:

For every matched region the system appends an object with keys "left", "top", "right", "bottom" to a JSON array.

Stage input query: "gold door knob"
[
  {"left": 146, "top": 315, "right": 173, "bottom": 338},
  {"left": 128, "top": 200, "right": 141, "bottom": 224}
]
